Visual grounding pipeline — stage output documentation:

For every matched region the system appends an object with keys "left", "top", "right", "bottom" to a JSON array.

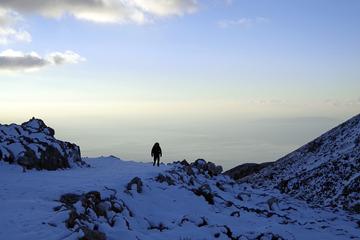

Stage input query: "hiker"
[{"left": 151, "top": 142, "right": 162, "bottom": 167}]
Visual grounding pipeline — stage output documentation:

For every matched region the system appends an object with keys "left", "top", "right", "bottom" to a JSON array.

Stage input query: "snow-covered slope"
[
  {"left": 243, "top": 114, "right": 360, "bottom": 213},
  {"left": 0, "top": 118, "right": 84, "bottom": 170},
  {"left": 0, "top": 157, "right": 358, "bottom": 240}
]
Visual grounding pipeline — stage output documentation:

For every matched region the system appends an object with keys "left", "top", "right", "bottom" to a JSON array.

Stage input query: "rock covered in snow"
[
  {"left": 243, "top": 113, "right": 360, "bottom": 213},
  {"left": 0, "top": 117, "right": 86, "bottom": 170}
]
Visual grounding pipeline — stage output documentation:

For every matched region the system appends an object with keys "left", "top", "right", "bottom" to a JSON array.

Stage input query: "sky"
[{"left": 0, "top": 0, "right": 359, "bottom": 169}]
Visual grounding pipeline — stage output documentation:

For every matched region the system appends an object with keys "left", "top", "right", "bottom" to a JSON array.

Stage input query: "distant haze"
[{"left": 0, "top": 113, "right": 352, "bottom": 170}]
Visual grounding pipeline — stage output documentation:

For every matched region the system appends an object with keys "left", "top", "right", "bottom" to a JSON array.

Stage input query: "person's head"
[{"left": 154, "top": 142, "right": 159, "bottom": 147}]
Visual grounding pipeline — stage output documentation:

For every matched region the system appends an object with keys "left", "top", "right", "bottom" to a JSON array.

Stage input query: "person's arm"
[
  {"left": 159, "top": 147, "right": 162, "bottom": 157},
  {"left": 151, "top": 147, "right": 154, "bottom": 157}
]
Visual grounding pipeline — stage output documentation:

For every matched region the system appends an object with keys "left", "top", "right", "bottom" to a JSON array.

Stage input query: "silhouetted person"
[{"left": 151, "top": 142, "right": 162, "bottom": 167}]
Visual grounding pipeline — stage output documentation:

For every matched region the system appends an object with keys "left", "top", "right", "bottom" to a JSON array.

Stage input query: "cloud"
[
  {"left": 132, "top": 0, "right": 197, "bottom": 16},
  {"left": 217, "top": 17, "right": 269, "bottom": 29},
  {"left": 0, "top": 49, "right": 85, "bottom": 72},
  {"left": 0, "top": 0, "right": 198, "bottom": 24},
  {"left": 47, "top": 51, "right": 86, "bottom": 65},
  {"left": 0, "top": 9, "right": 31, "bottom": 44}
]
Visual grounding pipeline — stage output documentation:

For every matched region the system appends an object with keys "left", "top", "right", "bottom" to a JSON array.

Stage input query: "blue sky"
[{"left": 0, "top": 0, "right": 359, "bottom": 169}]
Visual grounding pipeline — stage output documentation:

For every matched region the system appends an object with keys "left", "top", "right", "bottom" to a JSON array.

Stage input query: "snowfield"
[{"left": 0, "top": 156, "right": 359, "bottom": 240}]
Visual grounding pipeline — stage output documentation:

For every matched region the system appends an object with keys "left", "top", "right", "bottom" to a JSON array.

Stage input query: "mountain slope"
[{"left": 243, "top": 114, "right": 360, "bottom": 212}]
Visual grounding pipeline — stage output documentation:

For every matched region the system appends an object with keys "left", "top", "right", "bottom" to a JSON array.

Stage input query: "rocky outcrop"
[
  {"left": 0, "top": 117, "right": 86, "bottom": 170},
  {"left": 224, "top": 162, "right": 273, "bottom": 180},
  {"left": 244, "top": 113, "right": 360, "bottom": 212},
  {"left": 190, "top": 159, "right": 223, "bottom": 176}
]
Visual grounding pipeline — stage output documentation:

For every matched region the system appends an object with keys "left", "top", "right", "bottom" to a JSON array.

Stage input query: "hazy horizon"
[
  {"left": 0, "top": 114, "right": 355, "bottom": 170},
  {"left": 1, "top": 1, "right": 359, "bottom": 170}
]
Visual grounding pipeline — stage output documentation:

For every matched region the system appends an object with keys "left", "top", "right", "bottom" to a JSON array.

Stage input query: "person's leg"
[
  {"left": 153, "top": 157, "right": 156, "bottom": 166},
  {"left": 157, "top": 157, "right": 160, "bottom": 167}
]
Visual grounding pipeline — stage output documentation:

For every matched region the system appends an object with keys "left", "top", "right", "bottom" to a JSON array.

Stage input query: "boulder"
[{"left": 0, "top": 117, "right": 86, "bottom": 170}]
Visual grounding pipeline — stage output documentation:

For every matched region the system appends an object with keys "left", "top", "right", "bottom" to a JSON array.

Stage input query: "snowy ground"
[{"left": 0, "top": 157, "right": 359, "bottom": 240}]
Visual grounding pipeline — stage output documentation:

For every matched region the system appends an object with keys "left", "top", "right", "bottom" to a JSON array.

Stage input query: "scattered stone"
[
  {"left": 180, "top": 159, "right": 190, "bottom": 166},
  {"left": 190, "top": 159, "right": 223, "bottom": 176},
  {"left": 80, "top": 226, "right": 107, "bottom": 240},
  {"left": 155, "top": 174, "right": 175, "bottom": 185},
  {"left": 65, "top": 210, "right": 78, "bottom": 228},
  {"left": 192, "top": 184, "right": 214, "bottom": 205},
  {"left": 60, "top": 193, "right": 82, "bottom": 205},
  {"left": 126, "top": 177, "right": 143, "bottom": 193}
]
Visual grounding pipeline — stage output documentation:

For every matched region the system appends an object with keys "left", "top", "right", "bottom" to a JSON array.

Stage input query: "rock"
[
  {"left": 39, "top": 145, "right": 69, "bottom": 170},
  {"left": 192, "top": 184, "right": 214, "bottom": 205},
  {"left": 126, "top": 177, "right": 143, "bottom": 193},
  {"left": 180, "top": 159, "right": 190, "bottom": 166},
  {"left": 207, "top": 162, "right": 223, "bottom": 176},
  {"left": 215, "top": 165, "right": 223, "bottom": 175},
  {"left": 65, "top": 210, "right": 78, "bottom": 228},
  {"left": 21, "top": 117, "right": 55, "bottom": 136},
  {"left": 190, "top": 159, "right": 223, "bottom": 177},
  {"left": 193, "top": 159, "right": 206, "bottom": 167},
  {"left": 60, "top": 193, "right": 82, "bottom": 205},
  {"left": 155, "top": 174, "right": 175, "bottom": 185},
  {"left": 183, "top": 165, "right": 194, "bottom": 176},
  {"left": 0, "top": 118, "right": 86, "bottom": 170},
  {"left": 207, "top": 162, "right": 217, "bottom": 175},
  {"left": 17, "top": 147, "right": 37, "bottom": 169},
  {"left": 95, "top": 201, "right": 110, "bottom": 217},
  {"left": 85, "top": 191, "right": 102, "bottom": 204},
  {"left": 80, "top": 226, "right": 107, "bottom": 240},
  {"left": 110, "top": 202, "right": 123, "bottom": 213}
]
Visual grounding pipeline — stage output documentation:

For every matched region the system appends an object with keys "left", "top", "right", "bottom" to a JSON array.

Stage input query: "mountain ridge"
[{"left": 239, "top": 113, "right": 360, "bottom": 213}]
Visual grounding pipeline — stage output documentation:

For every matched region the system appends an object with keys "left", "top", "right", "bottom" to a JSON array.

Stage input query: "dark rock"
[
  {"left": 17, "top": 147, "right": 37, "bottom": 169},
  {"left": 155, "top": 174, "right": 175, "bottom": 185},
  {"left": 65, "top": 210, "right": 78, "bottom": 228},
  {"left": 85, "top": 191, "right": 102, "bottom": 204},
  {"left": 190, "top": 159, "right": 223, "bottom": 176},
  {"left": 60, "top": 193, "right": 82, "bottom": 205},
  {"left": 39, "top": 145, "right": 69, "bottom": 170},
  {"left": 95, "top": 201, "right": 110, "bottom": 217},
  {"left": 192, "top": 184, "right": 214, "bottom": 205},
  {"left": 184, "top": 165, "right": 194, "bottom": 176},
  {"left": 126, "top": 177, "right": 143, "bottom": 193},
  {"left": 80, "top": 226, "right": 107, "bottom": 240},
  {"left": 110, "top": 202, "right": 123, "bottom": 213},
  {"left": 180, "top": 159, "right": 190, "bottom": 166},
  {"left": 193, "top": 159, "right": 206, "bottom": 167}
]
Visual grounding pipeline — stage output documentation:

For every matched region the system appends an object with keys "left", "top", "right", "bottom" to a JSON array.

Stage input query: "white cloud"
[
  {"left": 0, "top": 49, "right": 85, "bottom": 72},
  {"left": 0, "top": 9, "right": 31, "bottom": 44},
  {"left": 47, "top": 51, "right": 86, "bottom": 65},
  {"left": 0, "top": 0, "right": 198, "bottom": 24},
  {"left": 132, "top": 0, "right": 197, "bottom": 17},
  {"left": 217, "top": 17, "right": 269, "bottom": 29}
]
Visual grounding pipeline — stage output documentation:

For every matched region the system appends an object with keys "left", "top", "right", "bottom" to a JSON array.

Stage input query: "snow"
[{"left": 0, "top": 156, "right": 359, "bottom": 240}]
